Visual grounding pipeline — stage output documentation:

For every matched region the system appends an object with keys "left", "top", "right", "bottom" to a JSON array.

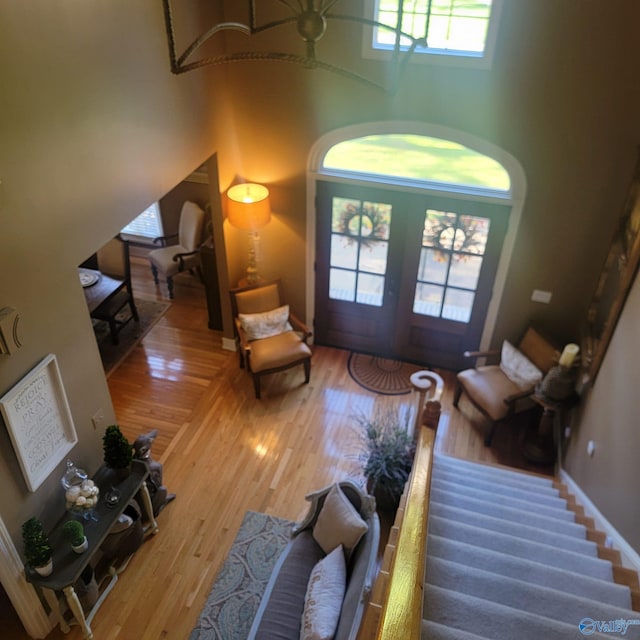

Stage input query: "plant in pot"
[
  {"left": 103, "top": 424, "right": 133, "bottom": 478},
  {"left": 22, "top": 517, "right": 53, "bottom": 576},
  {"left": 62, "top": 520, "right": 88, "bottom": 554},
  {"left": 355, "top": 407, "right": 416, "bottom": 513}
]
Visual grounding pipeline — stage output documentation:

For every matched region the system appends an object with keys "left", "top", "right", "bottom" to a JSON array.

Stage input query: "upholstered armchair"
[
  {"left": 148, "top": 201, "right": 205, "bottom": 298},
  {"left": 230, "top": 281, "right": 312, "bottom": 399},
  {"left": 91, "top": 236, "right": 138, "bottom": 345},
  {"left": 453, "top": 327, "right": 559, "bottom": 446}
]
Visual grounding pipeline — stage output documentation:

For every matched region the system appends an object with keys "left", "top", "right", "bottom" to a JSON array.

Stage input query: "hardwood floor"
[{"left": 17, "top": 252, "right": 551, "bottom": 639}]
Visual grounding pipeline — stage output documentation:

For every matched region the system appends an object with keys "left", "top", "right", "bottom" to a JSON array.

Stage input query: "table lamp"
[{"left": 227, "top": 183, "right": 271, "bottom": 285}]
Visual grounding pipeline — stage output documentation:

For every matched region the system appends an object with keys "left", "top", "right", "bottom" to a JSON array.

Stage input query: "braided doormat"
[{"left": 347, "top": 352, "right": 422, "bottom": 395}]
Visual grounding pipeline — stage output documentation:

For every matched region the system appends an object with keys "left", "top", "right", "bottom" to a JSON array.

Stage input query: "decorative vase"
[
  {"left": 539, "top": 365, "right": 576, "bottom": 401},
  {"left": 34, "top": 558, "right": 53, "bottom": 577},
  {"left": 71, "top": 536, "right": 89, "bottom": 554},
  {"left": 62, "top": 460, "right": 100, "bottom": 518}
]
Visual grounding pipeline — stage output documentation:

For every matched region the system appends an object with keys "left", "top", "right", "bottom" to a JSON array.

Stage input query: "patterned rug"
[
  {"left": 348, "top": 351, "right": 422, "bottom": 395},
  {"left": 93, "top": 297, "right": 170, "bottom": 376},
  {"left": 190, "top": 511, "right": 295, "bottom": 640}
]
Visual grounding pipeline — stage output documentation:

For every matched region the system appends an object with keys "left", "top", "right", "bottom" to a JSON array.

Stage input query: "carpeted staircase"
[{"left": 422, "top": 455, "right": 640, "bottom": 640}]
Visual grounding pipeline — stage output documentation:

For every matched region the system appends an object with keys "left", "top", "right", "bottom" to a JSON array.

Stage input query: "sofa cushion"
[
  {"left": 300, "top": 546, "right": 347, "bottom": 640},
  {"left": 247, "top": 531, "right": 324, "bottom": 640},
  {"left": 239, "top": 305, "right": 292, "bottom": 341},
  {"left": 313, "top": 484, "right": 368, "bottom": 559}
]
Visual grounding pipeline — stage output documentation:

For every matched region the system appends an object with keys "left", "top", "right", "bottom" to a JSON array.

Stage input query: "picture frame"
[
  {"left": 0, "top": 354, "right": 78, "bottom": 492},
  {"left": 584, "top": 148, "right": 640, "bottom": 383}
]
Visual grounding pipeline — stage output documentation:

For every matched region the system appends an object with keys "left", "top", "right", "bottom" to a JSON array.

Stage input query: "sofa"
[{"left": 247, "top": 481, "right": 381, "bottom": 640}]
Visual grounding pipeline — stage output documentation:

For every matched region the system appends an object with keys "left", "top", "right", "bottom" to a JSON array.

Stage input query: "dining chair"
[{"left": 148, "top": 201, "right": 205, "bottom": 299}]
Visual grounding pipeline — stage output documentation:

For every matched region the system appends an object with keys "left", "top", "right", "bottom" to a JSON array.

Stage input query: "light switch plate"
[
  {"left": 0, "top": 307, "right": 21, "bottom": 354},
  {"left": 531, "top": 289, "right": 552, "bottom": 304}
]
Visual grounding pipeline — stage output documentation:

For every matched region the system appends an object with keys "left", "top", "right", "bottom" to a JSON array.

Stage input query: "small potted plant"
[
  {"left": 62, "top": 520, "right": 88, "bottom": 554},
  {"left": 22, "top": 517, "right": 53, "bottom": 576},
  {"left": 103, "top": 424, "right": 133, "bottom": 478},
  {"left": 355, "top": 407, "right": 416, "bottom": 513}
]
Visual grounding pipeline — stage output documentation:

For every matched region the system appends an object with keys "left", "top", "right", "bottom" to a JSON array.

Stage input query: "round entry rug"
[{"left": 347, "top": 352, "right": 422, "bottom": 395}]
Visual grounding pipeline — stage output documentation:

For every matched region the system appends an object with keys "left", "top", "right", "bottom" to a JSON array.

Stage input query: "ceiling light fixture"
[{"left": 161, "top": 0, "right": 428, "bottom": 93}]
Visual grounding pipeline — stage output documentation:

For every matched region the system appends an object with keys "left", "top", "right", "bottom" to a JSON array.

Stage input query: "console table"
[
  {"left": 522, "top": 392, "right": 579, "bottom": 466},
  {"left": 25, "top": 460, "right": 159, "bottom": 640}
]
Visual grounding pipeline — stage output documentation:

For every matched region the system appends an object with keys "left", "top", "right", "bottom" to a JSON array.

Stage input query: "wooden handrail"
[
  {"left": 375, "top": 425, "right": 435, "bottom": 639},
  {"left": 359, "top": 372, "right": 441, "bottom": 640}
]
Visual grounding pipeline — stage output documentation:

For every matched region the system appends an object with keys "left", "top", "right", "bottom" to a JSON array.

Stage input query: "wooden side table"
[
  {"left": 523, "top": 392, "right": 579, "bottom": 465},
  {"left": 25, "top": 460, "right": 158, "bottom": 640}
]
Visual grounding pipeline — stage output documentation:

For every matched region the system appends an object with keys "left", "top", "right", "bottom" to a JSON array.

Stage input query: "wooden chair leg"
[
  {"left": 129, "top": 299, "right": 139, "bottom": 322},
  {"left": 453, "top": 382, "right": 463, "bottom": 408},
  {"left": 107, "top": 319, "right": 119, "bottom": 346},
  {"left": 484, "top": 422, "right": 498, "bottom": 447},
  {"left": 253, "top": 374, "right": 261, "bottom": 400},
  {"left": 303, "top": 359, "right": 311, "bottom": 384},
  {"left": 166, "top": 277, "right": 175, "bottom": 299},
  {"left": 150, "top": 264, "right": 159, "bottom": 285}
]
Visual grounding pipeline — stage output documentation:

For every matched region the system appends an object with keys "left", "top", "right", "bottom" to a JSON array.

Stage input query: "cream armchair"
[
  {"left": 148, "top": 201, "right": 205, "bottom": 298},
  {"left": 230, "top": 281, "right": 312, "bottom": 399},
  {"left": 453, "top": 327, "right": 558, "bottom": 446}
]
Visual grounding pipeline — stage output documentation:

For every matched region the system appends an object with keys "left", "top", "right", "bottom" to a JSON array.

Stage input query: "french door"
[{"left": 314, "top": 181, "right": 509, "bottom": 370}]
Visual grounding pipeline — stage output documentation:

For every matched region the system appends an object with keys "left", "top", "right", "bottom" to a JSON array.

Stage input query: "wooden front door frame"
[{"left": 305, "top": 121, "right": 526, "bottom": 355}]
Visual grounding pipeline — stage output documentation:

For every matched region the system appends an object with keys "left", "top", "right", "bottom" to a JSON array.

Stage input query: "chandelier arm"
[
  {"left": 173, "top": 50, "right": 386, "bottom": 91},
  {"left": 275, "top": 0, "right": 303, "bottom": 12},
  {"left": 177, "top": 22, "right": 252, "bottom": 67},
  {"left": 162, "top": 0, "right": 179, "bottom": 73}
]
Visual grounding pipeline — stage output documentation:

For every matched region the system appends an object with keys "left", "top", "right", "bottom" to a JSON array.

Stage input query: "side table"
[
  {"left": 25, "top": 460, "right": 159, "bottom": 640},
  {"left": 523, "top": 392, "right": 579, "bottom": 465}
]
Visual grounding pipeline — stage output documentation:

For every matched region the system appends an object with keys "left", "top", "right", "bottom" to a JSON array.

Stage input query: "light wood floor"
[{"left": 11, "top": 253, "right": 551, "bottom": 640}]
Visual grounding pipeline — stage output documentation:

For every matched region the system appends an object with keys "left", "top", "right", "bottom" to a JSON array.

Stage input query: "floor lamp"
[{"left": 227, "top": 183, "right": 271, "bottom": 286}]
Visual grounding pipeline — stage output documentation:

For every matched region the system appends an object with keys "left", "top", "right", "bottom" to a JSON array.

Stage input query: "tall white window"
[
  {"left": 366, "top": 0, "right": 501, "bottom": 65},
  {"left": 120, "top": 202, "right": 163, "bottom": 243}
]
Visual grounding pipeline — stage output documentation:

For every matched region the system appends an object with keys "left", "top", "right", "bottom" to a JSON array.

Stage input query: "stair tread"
[
  {"left": 430, "top": 488, "right": 584, "bottom": 538},
  {"left": 430, "top": 501, "right": 595, "bottom": 555},
  {"left": 424, "top": 584, "right": 617, "bottom": 640},
  {"left": 422, "top": 619, "right": 492, "bottom": 640},
  {"left": 426, "top": 556, "right": 637, "bottom": 624},
  {"left": 428, "top": 534, "right": 632, "bottom": 608},
  {"left": 428, "top": 515, "right": 613, "bottom": 581},
  {"left": 432, "top": 467, "right": 563, "bottom": 504},
  {"left": 434, "top": 454, "right": 554, "bottom": 488}
]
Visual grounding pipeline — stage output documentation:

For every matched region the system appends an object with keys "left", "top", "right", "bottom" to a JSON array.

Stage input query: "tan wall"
[
  {"left": 0, "top": 1, "right": 234, "bottom": 544},
  {"left": 564, "top": 272, "right": 640, "bottom": 553},
  {"left": 0, "top": 0, "right": 639, "bottom": 575}
]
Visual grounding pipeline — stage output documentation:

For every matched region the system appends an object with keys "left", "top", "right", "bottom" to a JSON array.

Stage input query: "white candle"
[{"left": 559, "top": 343, "right": 579, "bottom": 368}]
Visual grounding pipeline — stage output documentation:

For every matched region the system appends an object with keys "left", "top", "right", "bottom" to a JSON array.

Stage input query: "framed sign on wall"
[{"left": 0, "top": 354, "right": 78, "bottom": 492}]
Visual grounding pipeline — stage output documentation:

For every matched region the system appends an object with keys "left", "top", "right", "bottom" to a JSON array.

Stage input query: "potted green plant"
[
  {"left": 22, "top": 517, "right": 53, "bottom": 576},
  {"left": 62, "top": 520, "right": 88, "bottom": 553},
  {"left": 103, "top": 424, "right": 133, "bottom": 477},
  {"left": 355, "top": 407, "right": 416, "bottom": 513}
]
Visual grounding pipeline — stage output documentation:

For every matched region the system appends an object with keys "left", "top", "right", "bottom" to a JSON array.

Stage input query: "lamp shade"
[{"left": 227, "top": 183, "right": 271, "bottom": 230}]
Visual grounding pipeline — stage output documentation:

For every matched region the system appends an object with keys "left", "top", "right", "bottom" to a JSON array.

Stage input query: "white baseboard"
[
  {"left": 221, "top": 337, "right": 236, "bottom": 352},
  {"left": 560, "top": 469, "right": 640, "bottom": 573}
]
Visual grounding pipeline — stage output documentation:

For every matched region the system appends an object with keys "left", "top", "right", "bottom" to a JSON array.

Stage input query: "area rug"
[
  {"left": 93, "top": 297, "right": 170, "bottom": 376},
  {"left": 190, "top": 511, "right": 295, "bottom": 640},
  {"left": 348, "top": 351, "right": 422, "bottom": 395}
]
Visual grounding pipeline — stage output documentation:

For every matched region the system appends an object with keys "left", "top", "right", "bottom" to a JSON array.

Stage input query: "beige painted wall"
[
  {"left": 0, "top": 0, "right": 640, "bottom": 593},
  {"left": 0, "top": 1, "right": 234, "bottom": 546},
  {"left": 564, "top": 271, "right": 640, "bottom": 553}
]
